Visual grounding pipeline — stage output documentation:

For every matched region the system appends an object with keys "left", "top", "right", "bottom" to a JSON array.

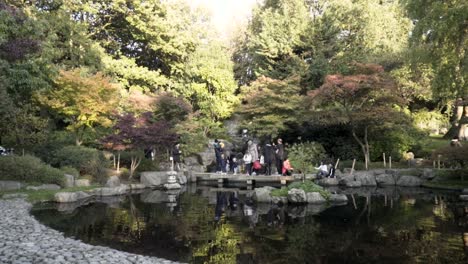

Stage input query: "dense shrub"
[
  {"left": 32, "top": 131, "right": 75, "bottom": 164},
  {"left": 50, "top": 145, "right": 109, "bottom": 182},
  {"left": 0, "top": 155, "right": 65, "bottom": 186},
  {"left": 288, "top": 142, "right": 326, "bottom": 175},
  {"left": 60, "top": 166, "right": 79, "bottom": 178},
  {"left": 433, "top": 145, "right": 468, "bottom": 169}
]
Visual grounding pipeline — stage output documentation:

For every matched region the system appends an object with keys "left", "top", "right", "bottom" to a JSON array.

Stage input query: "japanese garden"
[{"left": 0, "top": 0, "right": 467, "bottom": 263}]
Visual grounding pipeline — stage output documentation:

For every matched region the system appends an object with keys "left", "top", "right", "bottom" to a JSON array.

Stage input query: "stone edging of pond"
[{"left": 0, "top": 198, "right": 182, "bottom": 264}]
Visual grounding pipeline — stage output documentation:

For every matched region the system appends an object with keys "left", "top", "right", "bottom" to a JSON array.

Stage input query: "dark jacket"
[
  {"left": 172, "top": 147, "right": 182, "bottom": 162},
  {"left": 275, "top": 143, "right": 284, "bottom": 160},
  {"left": 264, "top": 144, "right": 275, "bottom": 163}
]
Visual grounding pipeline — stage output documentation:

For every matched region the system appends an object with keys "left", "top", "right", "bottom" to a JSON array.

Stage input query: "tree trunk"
[
  {"left": 445, "top": 100, "right": 468, "bottom": 140},
  {"left": 129, "top": 156, "right": 141, "bottom": 179},
  {"left": 117, "top": 152, "right": 121, "bottom": 173},
  {"left": 352, "top": 126, "right": 370, "bottom": 170}
]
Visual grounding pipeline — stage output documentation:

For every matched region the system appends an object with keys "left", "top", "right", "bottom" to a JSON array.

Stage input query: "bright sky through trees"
[{"left": 187, "top": 0, "right": 258, "bottom": 38}]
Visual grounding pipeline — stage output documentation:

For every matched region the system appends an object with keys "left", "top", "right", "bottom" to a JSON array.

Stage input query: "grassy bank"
[{"left": 0, "top": 185, "right": 99, "bottom": 203}]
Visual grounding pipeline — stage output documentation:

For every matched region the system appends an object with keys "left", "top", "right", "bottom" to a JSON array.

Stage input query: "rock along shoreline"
[{"left": 0, "top": 198, "right": 182, "bottom": 264}]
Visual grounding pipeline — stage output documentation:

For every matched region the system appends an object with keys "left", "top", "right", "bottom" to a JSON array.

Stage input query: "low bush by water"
[{"left": 0, "top": 155, "right": 65, "bottom": 186}]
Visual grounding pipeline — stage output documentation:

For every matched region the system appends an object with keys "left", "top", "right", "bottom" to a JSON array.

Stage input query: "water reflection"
[{"left": 32, "top": 185, "right": 468, "bottom": 264}]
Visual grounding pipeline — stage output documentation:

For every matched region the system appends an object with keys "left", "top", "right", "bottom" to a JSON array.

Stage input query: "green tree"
[
  {"left": 307, "top": 63, "right": 408, "bottom": 169},
  {"left": 237, "top": 76, "right": 304, "bottom": 137},
  {"left": 37, "top": 69, "right": 120, "bottom": 146}
]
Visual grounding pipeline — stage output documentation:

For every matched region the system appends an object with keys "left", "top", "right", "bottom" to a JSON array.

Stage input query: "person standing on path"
[
  {"left": 171, "top": 143, "right": 182, "bottom": 171},
  {"left": 263, "top": 139, "right": 275, "bottom": 175},
  {"left": 275, "top": 138, "right": 284, "bottom": 175},
  {"left": 214, "top": 139, "right": 223, "bottom": 173}
]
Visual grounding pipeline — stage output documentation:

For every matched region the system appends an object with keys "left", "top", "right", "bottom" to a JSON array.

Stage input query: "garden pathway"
[{"left": 0, "top": 198, "right": 182, "bottom": 264}]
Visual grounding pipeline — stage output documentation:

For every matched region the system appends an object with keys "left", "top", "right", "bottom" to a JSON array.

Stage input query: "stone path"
[{"left": 0, "top": 198, "right": 181, "bottom": 264}]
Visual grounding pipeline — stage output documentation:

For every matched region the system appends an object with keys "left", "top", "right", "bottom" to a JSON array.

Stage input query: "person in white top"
[
  {"left": 243, "top": 153, "right": 253, "bottom": 175},
  {"left": 315, "top": 162, "right": 328, "bottom": 178}
]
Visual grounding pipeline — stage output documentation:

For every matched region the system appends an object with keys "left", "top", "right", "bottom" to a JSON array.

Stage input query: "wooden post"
[
  {"left": 433, "top": 160, "right": 436, "bottom": 168},
  {"left": 350, "top": 159, "right": 356, "bottom": 176},
  {"left": 389, "top": 156, "right": 392, "bottom": 169},
  {"left": 334, "top": 158, "right": 340, "bottom": 169},
  {"left": 437, "top": 154, "right": 441, "bottom": 169},
  {"left": 383, "top": 153, "right": 386, "bottom": 168}
]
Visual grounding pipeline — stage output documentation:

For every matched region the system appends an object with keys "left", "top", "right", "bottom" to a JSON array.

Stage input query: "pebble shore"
[{"left": 0, "top": 198, "right": 181, "bottom": 264}]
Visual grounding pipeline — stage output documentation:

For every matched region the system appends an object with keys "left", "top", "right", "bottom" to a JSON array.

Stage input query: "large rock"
[
  {"left": 459, "top": 195, "right": 468, "bottom": 201},
  {"left": 354, "top": 172, "right": 377, "bottom": 186},
  {"left": 306, "top": 192, "right": 326, "bottom": 204},
  {"left": 64, "top": 174, "right": 75, "bottom": 188},
  {"left": 288, "top": 188, "right": 307, "bottom": 203},
  {"left": 0, "top": 181, "right": 22, "bottom": 191},
  {"left": 105, "top": 176, "right": 120, "bottom": 187},
  {"left": 92, "top": 184, "right": 129, "bottom": 196},
  {"left": 75, "top": 179, "right": 90, "bottom": 187},
  {"left": 140, "top": 171, "right": 168, "bottom": 187},
  {"left": 422, "top": 169, "right": 435, "bottom": 180},
  {"left": 397, "top": 175, "right": 423, "bottom": 187},
  {"left": 253, "top": 186, "right": 275, "bottom": 203},
  {"left": 316, "top": 177, "right": 339, "bottom": 186},
  {"left": 177, "top": 175, "right": 188, "bottom": 185},
  {"left": 54, "top": 191, "right": 91, "bottom": 203},
  {"left": 463, "top": 189, "right": 468, "bottom": 194},
  {"left": 329, "top": 194, "right": 348, "bottom": 203},
  {"left": 26, "top": 184, "right": 61, "bottom": 191},
  {"left": 375, "top": 174, "right": 396, "bottom": 186},
  {"left": 271, "top": 196, "right": 288, "bottom": 204}
]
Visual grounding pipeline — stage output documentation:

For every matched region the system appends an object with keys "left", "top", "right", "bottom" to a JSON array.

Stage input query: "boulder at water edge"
[
  {"left": 329, "top": 194, "right": 348, "bottom": 203},
  {"left": 54, "top": 191, "right": 91, "bottom": 203},
  {"left": 396, "top": 175, "right": 423, "bottom": 187},
  {"left": 375, "top": 174, "right": 396, "bottom": 186},
  {"left": 288, "top": 188, "right": 307, "bottom": 203},
  {"left": 354, "top": 172, "right": 377, "bottom": 186},
  {"left": 253, "top": 186, "right": 275, "bottom": 203},
  {"left": 140, "top": 171, "right": 168, "bottom": 187},
  {"left": 0, "top": 181, "right": 22, "bottom": 191},
  {"left": 316, "top": 177, "right": 339, "bottom": 186},
  {"left": 105, "top": 176, "right": 120, "bottom": 187},
  {"left": 306, "top": 192, "right": 326, "bottom": 204}
]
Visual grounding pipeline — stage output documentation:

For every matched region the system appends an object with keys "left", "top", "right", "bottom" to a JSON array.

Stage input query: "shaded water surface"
[{"left": 32, "top": 186, "right": 468, "bottom": 264}]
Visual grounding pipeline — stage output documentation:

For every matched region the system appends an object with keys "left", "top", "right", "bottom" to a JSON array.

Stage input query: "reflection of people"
[
  {"left": 267, "top": 202, "right": 285, "bottom": 227},
  {"left": 315, "top": 162, "right": 328, "bottom": 178},
  {"left": 243, "top": 199, "right": 258, "bottom": 228},
  {"left": 229, "top": 192, "right": 239, "bottom": 210},
  {"left": 215, "top": 192, "right": 228, "bottom": 222}
]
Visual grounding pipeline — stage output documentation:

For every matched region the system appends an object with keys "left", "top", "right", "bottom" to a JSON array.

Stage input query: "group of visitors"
[{"left": 214, "top": 138, "right": 294, "bottom": 176}]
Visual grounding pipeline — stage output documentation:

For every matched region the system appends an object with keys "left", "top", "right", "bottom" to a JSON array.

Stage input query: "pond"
[{"left": 32, "top": 185, "right": 468, "bottom": 264}]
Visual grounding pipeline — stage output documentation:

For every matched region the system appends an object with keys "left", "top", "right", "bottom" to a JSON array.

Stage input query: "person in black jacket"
[
  {"left": 263, "top": 139, "right": 275, "bottom": 175},
  {"left": 275, "top": 138, "right": 284, "bottom": 175},
  {"left": 171, "top": 143, "right": 182, "bottom": 171}
]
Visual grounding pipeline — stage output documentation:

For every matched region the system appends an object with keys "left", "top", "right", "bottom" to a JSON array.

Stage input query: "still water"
[{"left": 32, "top": 185, "right": 468, "bottom": 264}]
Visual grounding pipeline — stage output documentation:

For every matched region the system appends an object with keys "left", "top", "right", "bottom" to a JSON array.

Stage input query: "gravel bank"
[{"left": 0, "top": 198, "right": 181, "bottom": 264}]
